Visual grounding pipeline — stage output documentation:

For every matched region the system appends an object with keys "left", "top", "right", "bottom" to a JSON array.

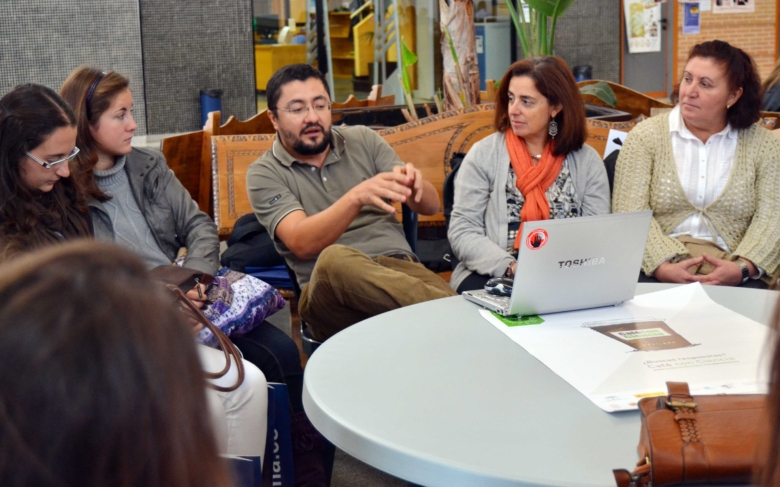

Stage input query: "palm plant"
[
  {"left": 505, "top": 0, "right": 576, "bottom": 58},
  {"left": 505, "top": 0, "right": 617, "bottom": 107}
]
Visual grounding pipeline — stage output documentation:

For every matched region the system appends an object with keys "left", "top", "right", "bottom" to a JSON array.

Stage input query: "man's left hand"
[{"left": 393, "top": 163, "right": 424, "bottom": 203}]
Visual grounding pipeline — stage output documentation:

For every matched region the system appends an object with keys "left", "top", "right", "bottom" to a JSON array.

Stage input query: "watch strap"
[{"left": 735, "top": 259, "right": 750, "bottom": 284}]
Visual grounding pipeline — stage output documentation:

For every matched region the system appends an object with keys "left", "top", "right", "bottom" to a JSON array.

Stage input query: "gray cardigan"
[
  {"left": 89, "top": 147, "right": 219, "bottom": 274},
  {"left": 448, "top": 132, "right": 612, "bottom": 291}
]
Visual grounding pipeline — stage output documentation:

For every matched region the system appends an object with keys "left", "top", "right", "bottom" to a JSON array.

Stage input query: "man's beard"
[{"left": 288, "top": 123, "right": 332, "bottom": 156}]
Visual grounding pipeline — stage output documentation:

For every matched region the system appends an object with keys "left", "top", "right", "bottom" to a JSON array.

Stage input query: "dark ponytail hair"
[
  {"left": 672, "top": 40, "right": 761, "bottom": 130},
  {"left": 0, "top": 84, "right": 89, "bottom": 259}
]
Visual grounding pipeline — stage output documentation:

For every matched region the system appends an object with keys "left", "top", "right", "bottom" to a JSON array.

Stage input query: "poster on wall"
[
  {"left": 713, "top": 0, "right": 754, "bottom": 13},
  {"left": 683, "top": 3, "right": 701, "bottom": 34},
  {"left": 624, "top": 0, "right": 662, "bottom": 53}
]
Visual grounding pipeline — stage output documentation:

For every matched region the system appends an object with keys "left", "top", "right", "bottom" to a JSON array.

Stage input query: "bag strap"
[
  {"left": 613, "top": 459, "right": 651, "bottom": 487},
  {"left": 665, "top": 381, "right": 701, "bottom": 443},
  {"left": 167, "top": 285, "right": 245, "bottom": 392}
]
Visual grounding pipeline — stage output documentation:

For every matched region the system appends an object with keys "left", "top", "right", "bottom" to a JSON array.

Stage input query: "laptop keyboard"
[{"left": 477, "top": 292, "right": 511, "bottom": 310}]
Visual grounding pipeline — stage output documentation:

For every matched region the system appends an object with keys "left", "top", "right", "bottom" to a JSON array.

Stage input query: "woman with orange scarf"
[{"left": 448, "top": 57, "right": 611, "bottom": 292}]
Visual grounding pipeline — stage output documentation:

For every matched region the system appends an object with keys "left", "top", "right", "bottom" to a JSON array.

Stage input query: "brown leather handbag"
[
  {"left": 149, "top": 265, "right": 245, "bottom": 393},
  {"left": 613, "top": 382, "right": 766, "bottom": 487}
]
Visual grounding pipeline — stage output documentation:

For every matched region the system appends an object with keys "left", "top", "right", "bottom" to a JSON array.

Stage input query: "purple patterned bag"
[{"left": 197, "top": 269, "right": 286, "bottom": 348}]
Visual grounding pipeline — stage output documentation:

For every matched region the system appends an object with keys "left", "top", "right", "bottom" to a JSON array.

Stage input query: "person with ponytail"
[
  {"left": 0, "top": 81, "right": 269, "bottom": 462},
  {"left": 61, "top": 67, "right": 327, "bottom": 485},
  {"left": 613, "top": 40, "right": 780, "bottom": 287},
  {"left": 448, "top": 56, "right": 611, "bottom": 293}
]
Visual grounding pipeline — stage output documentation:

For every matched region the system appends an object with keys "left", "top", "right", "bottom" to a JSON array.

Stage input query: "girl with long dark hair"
[{"left": 0, "top": 84, "right": 90, "bottom": 258}]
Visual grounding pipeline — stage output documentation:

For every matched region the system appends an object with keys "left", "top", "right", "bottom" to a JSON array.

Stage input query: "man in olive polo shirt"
[{"left": 247, "top": 64, "right": 456, "bottom": 341}]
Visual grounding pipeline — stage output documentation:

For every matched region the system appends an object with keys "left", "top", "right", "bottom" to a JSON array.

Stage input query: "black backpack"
[
  {"left": 220, "top": 213, "right": 286, "bottom": 271},
  {"left": 415, "top": 152, "right": 466, "bottom": 273}
]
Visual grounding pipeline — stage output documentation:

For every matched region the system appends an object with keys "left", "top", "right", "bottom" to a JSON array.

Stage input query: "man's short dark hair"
[{"left": 266, "top": 64, "right": 330, "bottom": 111}]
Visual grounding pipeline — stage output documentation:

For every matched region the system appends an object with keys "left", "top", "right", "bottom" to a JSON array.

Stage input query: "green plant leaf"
[
  {"left": 444, "top": 29, "right": 460, "bottom": 65},
  {"left": 505, "top": 0, "right": 532, "bottom": 56},
  {"left": 524, "top": 0, "right": 578, "bottom": 18},
  {"left": 579, "top": 81, "right": 617, "bottom": 108},
  {"left": 400, "top": 37, "right": 417, "bottom": 95}
]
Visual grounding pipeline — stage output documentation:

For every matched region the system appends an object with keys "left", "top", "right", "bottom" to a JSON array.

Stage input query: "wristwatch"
[{"left": 735, "top": 259, "right": 750, "bottom": 284}]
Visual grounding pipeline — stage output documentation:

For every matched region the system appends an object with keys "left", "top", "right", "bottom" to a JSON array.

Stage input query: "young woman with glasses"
[
  {"left": 0, "top": 82, "right": 269, "bottom": 461},
  {"left": 0, "top": 83, "right": 90, "bottom": 258}
]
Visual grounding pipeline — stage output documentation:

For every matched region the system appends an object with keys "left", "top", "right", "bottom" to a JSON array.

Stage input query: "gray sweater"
[
  {"left": 94, "top": 156, "right": 172, "bottom": 268},
  {"left": 448, "top": 132, "right": 612, "bottom": 291}
]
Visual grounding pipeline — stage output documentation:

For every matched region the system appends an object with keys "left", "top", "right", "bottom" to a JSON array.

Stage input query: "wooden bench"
[
  {"left": 203, "top": 94, "right": 780, "bottom": 237},
  {"left": 210, "top": 104, "right": 497, "bottom": 237}
]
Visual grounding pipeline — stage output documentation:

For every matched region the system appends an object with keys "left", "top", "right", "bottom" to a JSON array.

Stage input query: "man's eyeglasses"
[
  {"left": 278, "top": 102, "right": 332, "bottom": 118},
  {"left": 26, "top": 147, "right": 80, "bottom": 169}
]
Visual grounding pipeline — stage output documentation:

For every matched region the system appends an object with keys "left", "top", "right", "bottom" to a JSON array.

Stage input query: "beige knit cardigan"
[{"left": 612, "top": 113, "right": 780, "bottom": 280}]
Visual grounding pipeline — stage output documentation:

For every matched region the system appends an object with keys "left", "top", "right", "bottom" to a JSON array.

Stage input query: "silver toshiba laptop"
[{"left": 463, "top": 211, "right": 653, "bottom": 316}]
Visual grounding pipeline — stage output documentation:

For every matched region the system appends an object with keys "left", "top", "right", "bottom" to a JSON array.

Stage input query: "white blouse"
[{"left": 667, "top": 105, "right": 738, "bottom": 251}]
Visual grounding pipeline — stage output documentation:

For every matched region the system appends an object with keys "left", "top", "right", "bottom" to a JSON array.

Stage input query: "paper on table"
[{"left": 480, "top": 283, "right": 770, "bottom": 412}]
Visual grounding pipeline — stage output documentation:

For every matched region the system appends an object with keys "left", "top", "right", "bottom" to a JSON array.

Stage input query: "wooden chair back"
[
  {"left": 162, "top": 88, "right": 396, "bottom": 217},
  {"left": 211, "top": 134, "right": 276, "bottom": 237},
  {"left": 376, "top": 104, "right": 496, "bottom": 224},
  {"left": 199, "top": 110, "right": 276, "bottom": 215},
  {"left": 159, "top": 130, "right": 204, "bottom": 207},
  {"left": 578, "top": 80, "right": 672, "bottom": 118},
  {"left": 584, "top": 118, "right": 643, "bottom": 158},
  {"left": 479, "top": 80, "right": 498, "bottom": 103},
  {"left": 211, "top": 105, "right": 497, "bottom": 236}
]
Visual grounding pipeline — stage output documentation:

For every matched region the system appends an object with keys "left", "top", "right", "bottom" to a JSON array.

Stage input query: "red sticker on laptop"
[{"left": 526, "top": 229, "right": 548, "bottom": 250}]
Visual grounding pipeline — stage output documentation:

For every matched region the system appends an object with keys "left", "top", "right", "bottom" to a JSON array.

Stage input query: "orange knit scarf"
[{"left": 505, "top": 132, "right": 564, "bottom": 250}]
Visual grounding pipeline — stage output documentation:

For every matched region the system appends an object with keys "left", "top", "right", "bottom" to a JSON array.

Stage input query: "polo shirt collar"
[
  {"left": 669, "top": 104, "right": 737, "bottom": 141},
  {"left": 270, "top": 126, "right": 346, "bottom": 167}
]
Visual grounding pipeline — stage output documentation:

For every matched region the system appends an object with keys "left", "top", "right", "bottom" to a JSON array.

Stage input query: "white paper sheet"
[{"left": 481, "top": 284, "right": 770, "bottom": 412}]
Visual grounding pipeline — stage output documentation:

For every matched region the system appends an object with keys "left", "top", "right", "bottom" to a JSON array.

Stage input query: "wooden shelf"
[
  {"left": 329, "top": 12, "right": 354, "bottom": 78},
  {"left": 329, "top": 12, "right": 352, "bottom": 38},
  {"left": 255, "top": 44, "right": 306, "bottom": 91}
]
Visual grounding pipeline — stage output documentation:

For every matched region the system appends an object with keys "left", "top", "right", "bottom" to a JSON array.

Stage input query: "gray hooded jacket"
[{"left": 89, "top": 147, "right": 219, "bottom": 275}]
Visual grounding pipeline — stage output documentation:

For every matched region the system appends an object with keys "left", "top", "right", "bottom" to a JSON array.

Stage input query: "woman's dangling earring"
[{"left": 548, "top": 118, "right": 558, "bottom": 139}]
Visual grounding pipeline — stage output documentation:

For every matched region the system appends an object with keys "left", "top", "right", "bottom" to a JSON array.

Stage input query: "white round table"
[{"left": 302, "top": 284, "right": 778, "bottom": 487}]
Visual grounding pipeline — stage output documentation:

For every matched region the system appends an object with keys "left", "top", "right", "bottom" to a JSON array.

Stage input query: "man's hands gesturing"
[
  {"left": 349, "top": 162, "right": 424, "bottom": 214},
  {"left": 393, "top": 162, "right": 425, "bottom": 204},
  {"left": 349, "top": 171, "right": 413, "bottom": 213}
]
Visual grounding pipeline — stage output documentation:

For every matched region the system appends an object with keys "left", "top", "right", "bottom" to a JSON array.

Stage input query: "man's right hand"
[
  {"left": 349, "top": 171, "right": 413, "bottom": 214},
  {"left": 652, "top": 257, "right": 704, "bottom": 284}
]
